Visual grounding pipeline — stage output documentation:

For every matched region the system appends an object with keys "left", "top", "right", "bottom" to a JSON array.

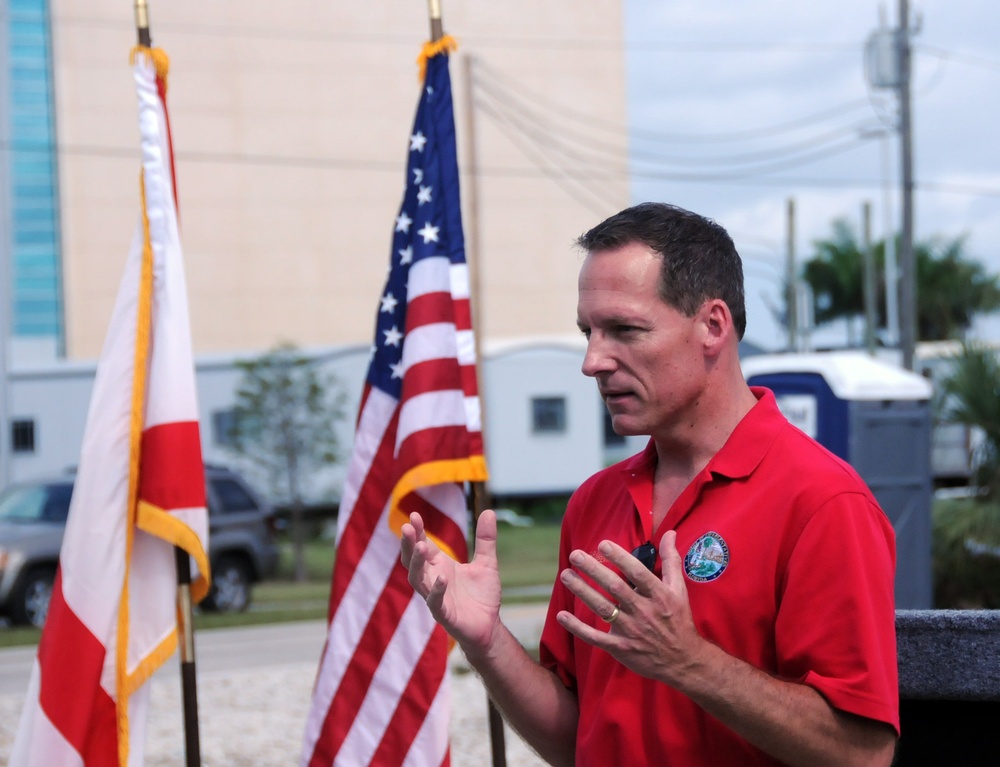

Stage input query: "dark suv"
[{"left": 0, "top": 464, "right": 280, "bottom": 627}]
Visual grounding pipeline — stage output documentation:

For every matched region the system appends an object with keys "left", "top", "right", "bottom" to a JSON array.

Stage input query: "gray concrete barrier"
[{"left": 895, "top": 610, "right": 1000, "bottom": 766}]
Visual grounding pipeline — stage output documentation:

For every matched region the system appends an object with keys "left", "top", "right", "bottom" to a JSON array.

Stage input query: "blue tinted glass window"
[{"left": 5, "top": 0, "right": 64, "bottom": 353}]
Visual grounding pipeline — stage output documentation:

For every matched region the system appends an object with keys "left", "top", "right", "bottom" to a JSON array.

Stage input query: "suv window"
[
  {"left": 209, "top": 477, "right": 259, "bottom": 514},
  {"left": 0, "top": 483, "right": 73, "bottom": 523}
]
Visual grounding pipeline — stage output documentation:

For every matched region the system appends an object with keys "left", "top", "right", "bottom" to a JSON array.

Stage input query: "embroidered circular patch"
[{"left": 684, "top": 531, "right": 730, "bottom": 582}]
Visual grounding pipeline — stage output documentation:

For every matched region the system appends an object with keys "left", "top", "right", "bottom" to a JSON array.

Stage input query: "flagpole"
[
  {"left": 134, "top": 0, "right": 151, "bottom": 47},
  {"left": 426, "top": 3, "right": 508, "bottom": 767},
  {"left": 174, "top": 549, "right": 202, "bottom": 767},
  {"left": 133, "top": 4, "right": 202, "bottom": 767}
]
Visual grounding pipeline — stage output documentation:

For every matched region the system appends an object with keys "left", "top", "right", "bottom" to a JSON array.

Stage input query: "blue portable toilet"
[{"left": 741, "top": 351, "right": 934, "bottom": 609}]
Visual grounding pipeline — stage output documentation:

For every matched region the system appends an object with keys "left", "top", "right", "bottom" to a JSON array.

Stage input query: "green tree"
[
  {"left": 228, "top": 342, "right": 345, "bottom": 582},
  {"left": 801, "top": 219, "right": 1000, "bottom": 342},
  {"left": 801, "top": 219, "right": 868, "bottom": 344},
  {"left": 940, "top": 342, "right": 1000, "bottom": 499}
]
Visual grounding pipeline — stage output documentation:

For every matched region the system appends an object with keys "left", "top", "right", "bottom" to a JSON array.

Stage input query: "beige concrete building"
[{"left": 44, "top": 0, "right": 629, "bottom": 361}]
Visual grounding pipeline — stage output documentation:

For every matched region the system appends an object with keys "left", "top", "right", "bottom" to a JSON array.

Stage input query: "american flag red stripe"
[{"left": 301, "top": 37, "right": 486, "bottom": 767}]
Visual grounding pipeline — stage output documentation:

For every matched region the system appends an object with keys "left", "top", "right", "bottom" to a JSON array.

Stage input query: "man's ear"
[{"left": 699, "top": 298, "right": 733, "bottom": 357}]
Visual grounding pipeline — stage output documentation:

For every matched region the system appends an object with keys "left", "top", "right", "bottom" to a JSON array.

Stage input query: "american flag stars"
[
  {"left": 409, "top": 130, "right": 427, "bottom": 152},
  {"left": 417, "top": 222, "right": 440, "bottom": 243},
  {"left": 382, "top": 325, "right": 403, "bottom": 347},
  {"left": 379, "top": 293, "right": 398, "bottom": 313}
]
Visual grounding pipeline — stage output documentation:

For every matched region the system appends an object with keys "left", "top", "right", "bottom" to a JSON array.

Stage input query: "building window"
[
  {"left": 531, "top": 397, "right": 566, "bottom": 434},
  {"left": 12, "top": 419, "right": 36, "bottom": 453},
  {"left": 7, "top": 0, "right": 66, "bottom": 358},
  {"left": 212, "top": 409, "right": 238, "bottom": 447}
]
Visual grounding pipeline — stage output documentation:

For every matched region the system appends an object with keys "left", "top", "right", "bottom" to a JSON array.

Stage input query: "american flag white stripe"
[
  {"left": 456, "top": 329, "right": 476, "bottom": 366},
  {"left": 408, "top": 256, "right": 453, "bottom": 300},
  {"left": 338, "top": 594, "right": 440, "bottom": 763},
  {"left": 397, "top": 390, "right": 471, "bottom": 445},
  {"left": 305, "top": 509, "right": 401, "bottom": 749},
  {"left": 402, "top": 323, "right": 465, "bottom": 370},
  {"left": 334, "top": 387, "right": 397, "bottom": 537},
  {"left": 449, "top": 262, "right": 471, "bottom": 300}
]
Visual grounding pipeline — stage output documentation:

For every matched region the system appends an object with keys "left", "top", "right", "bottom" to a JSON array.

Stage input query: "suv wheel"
[
  {"left": 11, "top": 567, "right": 55, "bottom": 628},
  {"left": 202, "top": 556, "right": 252, "bottom": 613}
]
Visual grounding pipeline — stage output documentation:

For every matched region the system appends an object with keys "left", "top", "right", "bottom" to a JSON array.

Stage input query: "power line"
[
  {"left": 917, "top": 43, "right": 1000, "bottom": 73},
  {"left": 474, "top": 57, "right": 877, "bottom": 144},
  {"left": 474, "top": 68, "right": 886, "bottom": 180},
  {"left": 53, "top": 13, "right": 864, "bottom": 55}
]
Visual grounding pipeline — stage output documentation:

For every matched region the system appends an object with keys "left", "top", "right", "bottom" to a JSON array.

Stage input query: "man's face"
[{"left": 576, "top": 242, "right": 705, "bottom": 439}]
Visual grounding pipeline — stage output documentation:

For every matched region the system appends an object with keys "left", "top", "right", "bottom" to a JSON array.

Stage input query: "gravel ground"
[
  {"left": 0, "top": 653, "right": 546, "bottom": 766},
  {"left": 0, "top": 607, "right": 550, "bottom": 766}
]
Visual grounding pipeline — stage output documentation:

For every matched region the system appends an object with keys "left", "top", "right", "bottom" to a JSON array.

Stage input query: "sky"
[{"left": 623, "top": 0, "right": 1000, "bottom": 352}]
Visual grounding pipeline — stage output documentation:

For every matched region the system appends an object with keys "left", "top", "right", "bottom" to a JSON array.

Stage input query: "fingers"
[
  {"left": 401, "top": 512, "right": 439, "bottom": 598},
  {"left": 399, "top": 512, "right": 426, "bottom": 568},
  {"left": 568, "top": 541, "right": 650, "bottom": 601},
  {"left": 659, "top": 530, "right": 686, "bottom": 593},
  {"left": 560, "top": 543, "right": 634, "bottom": 627},
  {"left": 471, "top": 509, "right": 499, "bottom": 565}
]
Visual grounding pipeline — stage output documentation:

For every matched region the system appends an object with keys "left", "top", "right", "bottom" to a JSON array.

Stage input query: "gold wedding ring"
[{"left": 603, "top": 604, "right": 620, "bottom": 624}]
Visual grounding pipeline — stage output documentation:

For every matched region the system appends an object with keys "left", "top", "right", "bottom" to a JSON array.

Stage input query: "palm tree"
[
  {"left": 801, "top": 219, "right": 867, "bottom": 344},
  {"left": 916, "top": 237, "right": 1000, "bottom": 340},
  {"left": 939, "top": 343, "right": 1000, "bottom": 499},
  {"left": 801, "top": 219, "right": 1000, "bottom": 342}
]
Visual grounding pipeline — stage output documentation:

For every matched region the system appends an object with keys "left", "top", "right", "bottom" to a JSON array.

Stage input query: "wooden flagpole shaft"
[{"left": 175, "top": 548, "right": 203, "bottom": 767}]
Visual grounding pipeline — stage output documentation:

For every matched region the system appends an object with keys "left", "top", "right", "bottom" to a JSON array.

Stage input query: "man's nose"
[{"left": 581, "top": 335, "right": 613, "bottom": 378}]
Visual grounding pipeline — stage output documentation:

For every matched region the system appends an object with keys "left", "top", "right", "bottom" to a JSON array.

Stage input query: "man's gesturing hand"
[
  {"left": 400, "top": 509, "right": 503, "bottom": 652},
  {"left": 555, "top": 530, "right": 707, "bottom": 685}
]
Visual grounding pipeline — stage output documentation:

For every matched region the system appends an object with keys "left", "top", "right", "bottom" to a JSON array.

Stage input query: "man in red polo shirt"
[{"left": 401, "top": 202, "right": 899, "bottom": 766}]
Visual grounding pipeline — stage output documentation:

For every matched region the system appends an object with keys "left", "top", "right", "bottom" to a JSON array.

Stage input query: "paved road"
[{"left": 0, "top": 601, "right": 548, "bottom": 696}]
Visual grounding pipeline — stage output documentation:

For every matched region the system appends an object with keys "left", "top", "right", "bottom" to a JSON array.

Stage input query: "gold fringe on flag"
[
  {"left": 417, "top": 34, "right": 458, "bottom": 82},
  {"left": 129, "top": 45, "right": 170, "bottom": 87}
]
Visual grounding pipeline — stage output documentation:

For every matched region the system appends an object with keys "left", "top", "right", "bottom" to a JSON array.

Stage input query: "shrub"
[{"left": 933, "top": 498, "right": 1000, "bottom": 608}]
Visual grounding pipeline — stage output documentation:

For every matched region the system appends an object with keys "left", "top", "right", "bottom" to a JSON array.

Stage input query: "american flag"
[
  {"left": 10, "top": 46, "right": 210, "bottom": 767},
  {"left": 300, "top": 38, "right": 488, "bottom": 767}
]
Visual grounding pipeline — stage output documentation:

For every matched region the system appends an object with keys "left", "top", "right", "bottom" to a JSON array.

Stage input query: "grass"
[{"left": 0, "top": 522, "right": 560, "bottom": 648}]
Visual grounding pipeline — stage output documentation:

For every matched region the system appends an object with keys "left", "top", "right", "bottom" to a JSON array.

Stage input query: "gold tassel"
[
  {"left": 129, "top": 45, "right": 171, "bottom": 89},
  {"left": 417, "top": 34, "right": 458, "bottom": 82}
]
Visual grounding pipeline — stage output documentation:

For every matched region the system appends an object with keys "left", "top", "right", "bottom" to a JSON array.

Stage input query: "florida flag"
[{"left": 10, "top": 47, "right": 211, "bottom": 767}]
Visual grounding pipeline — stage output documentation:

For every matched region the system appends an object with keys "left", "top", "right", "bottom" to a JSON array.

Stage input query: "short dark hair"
[{"left": 576, "top": 202, "right": 747, "bottom": 339}]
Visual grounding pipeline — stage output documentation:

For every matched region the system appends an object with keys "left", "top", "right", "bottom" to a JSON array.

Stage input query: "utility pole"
[
  {"left": 863, "top": 201, "right": 877, "bottom": 354},
  {"left": 897, "top": 0, "right": 917, "bottom": 370},
  {"left": 785, "top": 198, "right": 797, "bottom": 352},
  {"left": 864, "top": 2, "right": 917, "bottom": 368}
]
